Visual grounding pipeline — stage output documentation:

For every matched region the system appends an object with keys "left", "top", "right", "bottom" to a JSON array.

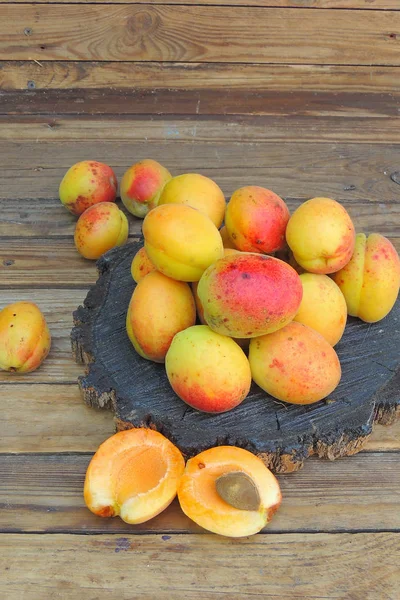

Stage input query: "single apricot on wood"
[
  {"left": 131, "top": 246, "right": 157, "bottom": 283},
  {"left": 249, "top": 322, "right": 341, "bottom": 405},
  {"left": 59, "top": 160, "right": 117, "bottom": 215},
  {"left": 332, "top": 233, "right": 400, "bottom": 323},
  {"left": 0, "top": 302, "right": 51, "bottom": 373},
  {"left": 84, "top": 428, "right": 185, "bottom": 525},
  {"left": 177, "top": 446, "right": 282, "bottom": 537},
  {"left": 74, "top": 202, "right": 129, "bottom": 260},
  {"left": 286, "top": 197, "right": 355, "bottom": 274}
]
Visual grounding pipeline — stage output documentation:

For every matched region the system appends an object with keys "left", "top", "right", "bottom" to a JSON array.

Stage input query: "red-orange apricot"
[
  {"left": 74, "top": 202, "right": 129, "bottom": 260},
  {"left": 177, "top": 446, "right": 282, "bottom": 537},
  {"left": 59, "top": 160, "right": 117, "bottom": 215},
  {"left": 84, "top": 428, "right": 185, "bottom": 525}
]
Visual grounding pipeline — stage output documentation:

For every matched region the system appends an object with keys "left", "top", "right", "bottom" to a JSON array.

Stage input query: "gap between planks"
[{"left": 1, "top": 1, "right": 399, "bottom": 9}]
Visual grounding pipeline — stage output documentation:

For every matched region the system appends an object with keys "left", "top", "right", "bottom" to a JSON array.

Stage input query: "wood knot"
[{"left": 390, "top": 172, "right": 400, "bottom": 185}]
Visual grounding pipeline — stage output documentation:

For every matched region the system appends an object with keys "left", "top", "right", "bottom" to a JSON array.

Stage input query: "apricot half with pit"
[
  {"left": 84, "top": 428, "right": 185, "bottom": 525},
  {"left": 0, "top": 301, "right": 51, "bottom": 373},
  {"left": 177, "top": 446, "right": 282, "bottom": 537}
]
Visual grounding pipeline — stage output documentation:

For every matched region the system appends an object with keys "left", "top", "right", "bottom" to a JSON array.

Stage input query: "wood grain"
[
  {"left": 1, "top": 199, "right": 399, "bottom": 239},
  {"left": 1, "top": 453, "right": 399, "bottom": 534},
  {"left": 0, "top": 533, "right": 398, "bottom": 599},
  {"left": 0, "top": 1, "right": 398, "bottom": 8},
  {"left": 3, "top": 62, "right": 400, "bottom": 94},
  {"left": 1, "top": 237, "right": 399, "bottom": 289},
  {"left": 1, "top": 6, "right": 400, "bottom": 64},
  {"left": 0, "top": 385, "right": 114, "bottom": 452},
  {"left": 0, "top": 383, "right": 397, "bottom": 452},
  {"left": 4, "top": 116, "right": 400, "bottom": 142},
  {"left": 1, "top": 138, "right": 400, "bottom": 202},
  {"left": 3, "top": 90, "right": 400, "bottom": 118}
]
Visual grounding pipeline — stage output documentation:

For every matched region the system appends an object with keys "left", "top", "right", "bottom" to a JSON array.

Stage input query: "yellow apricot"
[
  {"left": 143, "top": 204, "right": 223, "bottom": 282},
  {"left": 333, "top": 233, "right": 400, "bottom": 322},
  {"left": 0, "top": 302, "right": 51, "bottom": 373}
]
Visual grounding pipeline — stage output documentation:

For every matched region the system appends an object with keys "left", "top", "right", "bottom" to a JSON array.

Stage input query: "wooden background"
[{"left": 0, "top": 1, "right": 399, "bottom": 598}]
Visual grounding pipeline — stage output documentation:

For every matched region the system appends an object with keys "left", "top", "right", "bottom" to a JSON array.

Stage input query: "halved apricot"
[
  {"left": 84, "top": 428, "right": 185, "bottom": 524},
  {"left": 177, "top": 446, "right": 282, "bottom": 537}
]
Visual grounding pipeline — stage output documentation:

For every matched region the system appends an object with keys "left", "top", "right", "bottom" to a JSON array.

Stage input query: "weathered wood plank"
[
  {"left": 0, "top": 383, "right": 397, "bottom": 452},
  {"left": 2, "top": 90, "right": 400, "bottom": 118},
  {"left": 0, "top": 385, "right": 114, "bottom": 452},
  {"left": 1, "top": 138, "right": 400, "bottom": 202},
  {"left": 1, "top": 6, "right": 400, "bottom": 64},
  {"left": 0, "top": 453, "right": 399, "bottom": 534},
  {"left": 0, "top": 533, "right": 398, "bottom": 599},
  {"left": 0, "top": 63, "right": 400, "bottom": 101},
  {"left": 1, "top": 198, "right": 399, "bottom": 240},
  {"left": 1, "top": 239, "right": 399, "bottom": 288},
  {"left": 3, "top": 116, "right": 400, "bottom": 142},
  {"left": 0, "top": 1, "right": 398, "bottom": 8},
  {"left": 2, "top": 63, "right": 400, "bottom": 94}
]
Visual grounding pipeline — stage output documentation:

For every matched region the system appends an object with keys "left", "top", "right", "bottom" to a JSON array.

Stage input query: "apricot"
[
  {"left": 177, "top": 446, "right": 282, "bottom": 537},
  {"left": 120, "top": 159, "right": 172, "bottom": 218},
  {"left": 249, "top": 322, "right": 341, "bottom": 405},
  {"left": 197, "top": 253, "right": 303, "bottom": 338},
  {"left": 158, "top": 173, "right": 226, "bottom": 228},
  {"left": 0, "top": 302, "right": 51, "bottom": 373},
  {"left": 74, "top": 202, "right": 129, "bottom": 260},
  {"left": 294, "top": 273, "right": 347, "bottom": 346},
  {"left": 225, "top": 186, "right": 290, "bottom": 254},
  {"left": 84, "top": 428, "right": 185, "bottom": 525},
  {"left": 59, "top": 160, "right": 117, "bottom": 216},
  {"left": 131, "top": 246, "right": 157, "bottom": 283},
  {"left": 126, "top": 271, "right": 196, "bottom": 362},
  {"left": 165, "top": 325, "right": 251, "bottom": 413},
  {"left": 332, "top": 233, "right": 400, "bottom": 322},
  {"left": 286, "top": 197, "right": 355, "bottom": 274},
  {"left": 143, "top": 204, "right": 224, "bottom": 282},
  {"left": 219, "top": 226, "right": 237, "bottom": 250}
]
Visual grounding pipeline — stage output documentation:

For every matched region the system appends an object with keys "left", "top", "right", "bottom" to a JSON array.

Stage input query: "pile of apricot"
[{"left": 122, "top": 165, "right": 399, "bottom": 412}]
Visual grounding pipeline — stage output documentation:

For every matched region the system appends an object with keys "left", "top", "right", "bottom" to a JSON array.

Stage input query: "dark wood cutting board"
[{"left": 71, "top": 240, "right": 400, "bottom": 473}]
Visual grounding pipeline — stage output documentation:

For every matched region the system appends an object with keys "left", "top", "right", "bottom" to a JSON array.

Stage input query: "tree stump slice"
[{"left": 71, "top": 240, "right": 400, "bottom": 473}]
